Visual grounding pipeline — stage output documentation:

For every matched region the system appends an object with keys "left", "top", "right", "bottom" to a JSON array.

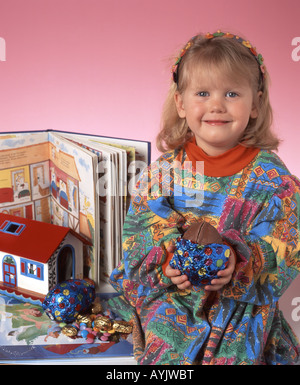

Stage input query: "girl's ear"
[
  {"left": 250, "top": 90, "right": 263, "bottom": 119},
  {"left": 174, "top": 91, "right": 186, "bottom": 118}
]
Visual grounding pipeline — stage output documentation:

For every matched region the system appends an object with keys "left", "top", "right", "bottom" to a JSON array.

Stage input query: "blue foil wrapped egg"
[
  {"left": 169, "top": 239, "right": 230, "bottom": 286},
  {"left": 42, "top": 279, "right": 95, "bottom": 323}
]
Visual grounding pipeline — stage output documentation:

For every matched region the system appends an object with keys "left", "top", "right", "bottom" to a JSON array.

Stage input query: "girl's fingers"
[{"left": 164, "top": 264, "right": 180, "bottom": 277}]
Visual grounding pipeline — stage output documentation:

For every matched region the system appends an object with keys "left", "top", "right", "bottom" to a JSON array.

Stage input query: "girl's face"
[{"left": 175, "top": 67, "right": 261, "bottom": 156}]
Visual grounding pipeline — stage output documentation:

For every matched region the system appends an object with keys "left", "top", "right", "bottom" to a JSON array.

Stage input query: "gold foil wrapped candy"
[
  {"left": 94, "top": 316, "right": 112, "bottom": 331},
  {"left": 76, "top": 314, "right": 93, "bottom": 328},
  {"left": 112, "top": 320, "right": 133, "bottom": 334},
  {"left": 61, "top": 325, "right": 78, "bottom": 337},
  {"left": 49, "top": 299, "right": 133, "bottom": 343}
]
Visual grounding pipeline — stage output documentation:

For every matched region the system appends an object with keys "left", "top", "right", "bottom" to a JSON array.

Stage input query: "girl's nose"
[{"left": 209, "top": 96, "right": 226, "bottom": 113}]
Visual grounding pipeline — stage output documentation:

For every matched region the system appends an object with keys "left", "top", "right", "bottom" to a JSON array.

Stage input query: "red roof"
[{"left": 0, "top": 213, "right": 87, "bottom": 263}]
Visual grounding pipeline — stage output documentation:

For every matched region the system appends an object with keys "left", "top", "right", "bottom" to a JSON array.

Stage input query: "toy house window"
[
  {"left": 20, "top": 259, "right": 44, "bottom": 281},
  {"left": 0, "top": 220, "right": 25, "bottom": 236}
]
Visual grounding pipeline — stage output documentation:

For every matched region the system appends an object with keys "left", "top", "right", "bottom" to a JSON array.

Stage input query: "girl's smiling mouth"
[{"left": 203, "top": 120, "right": 232, "bottom": 125}]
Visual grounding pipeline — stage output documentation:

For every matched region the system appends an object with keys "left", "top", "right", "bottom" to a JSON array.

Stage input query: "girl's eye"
[
  {"left": 226, "top": 91, "right": 238, "bottom": 98},
  {"left": 197, "top": 91, "right": 209, "bottom": 97}
]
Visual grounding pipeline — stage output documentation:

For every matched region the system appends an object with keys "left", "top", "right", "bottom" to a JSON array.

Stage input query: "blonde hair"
[{"left": 157, "top": 33, "right": 280, "bottom": 153}]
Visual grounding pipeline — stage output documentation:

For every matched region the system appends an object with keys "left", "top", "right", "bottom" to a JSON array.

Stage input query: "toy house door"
[
  {"left": 57, "top": 245, "right": 75, "bottom": 283},
  {"left": 2, "top": 255, "right": 17, "bottom": 287}
]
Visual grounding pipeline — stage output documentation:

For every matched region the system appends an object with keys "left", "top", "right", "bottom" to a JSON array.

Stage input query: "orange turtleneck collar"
[{"left": 184, "top": 137, "right": 260, "bottom": 177}]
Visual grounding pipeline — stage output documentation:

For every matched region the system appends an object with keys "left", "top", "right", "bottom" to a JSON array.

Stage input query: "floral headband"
[{"left": 172, "top": 31, "right": 265, "bottom": 84}]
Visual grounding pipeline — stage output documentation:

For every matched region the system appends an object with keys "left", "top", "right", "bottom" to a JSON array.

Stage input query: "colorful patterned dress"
[{"left": 109, "top": 141, "right": 300, "bottom": 365}]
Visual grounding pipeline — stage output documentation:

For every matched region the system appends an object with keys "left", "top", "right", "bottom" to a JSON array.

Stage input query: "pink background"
[{"left": 0, "top": 0, "right": 299, "bottom": 341}]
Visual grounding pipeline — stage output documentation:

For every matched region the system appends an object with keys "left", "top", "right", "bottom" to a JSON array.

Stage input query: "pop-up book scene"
[
  {"left": 0, "top": 128, "right": 151, "bottom": 363},
  {"left": 0, "top": 214, "right": 134, "bottom": 362},
  {"left": 0, "top": 130, "right": 150, "bottom": 285}
]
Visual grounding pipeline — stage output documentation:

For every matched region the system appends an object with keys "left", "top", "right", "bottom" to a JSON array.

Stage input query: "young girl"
[{"left": 109, "top": 31, "right": 300, "bottom": 365}]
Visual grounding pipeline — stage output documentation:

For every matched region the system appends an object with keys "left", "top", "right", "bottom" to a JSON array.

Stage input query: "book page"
[
  {"left": 59, "top": 133, "right": 118, "bottom": 282},
  {"left": 0, "top": 132, "right": 51, "bottom": 222},
  {"left": 49, "top": 132, "right": 99, "bottom": 282}
]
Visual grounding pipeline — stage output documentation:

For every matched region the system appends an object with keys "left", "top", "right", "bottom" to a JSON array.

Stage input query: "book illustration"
[
  {"left": 0, "top": 132, "right": 97, "bottom": 281},
  {"left": 0, "top": 292, "right": 133, "bottom": 361}
]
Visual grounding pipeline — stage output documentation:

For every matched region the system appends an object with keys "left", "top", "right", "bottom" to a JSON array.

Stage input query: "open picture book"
[{"left": 0, "top": 130, "right": 150, "bottom": 287}]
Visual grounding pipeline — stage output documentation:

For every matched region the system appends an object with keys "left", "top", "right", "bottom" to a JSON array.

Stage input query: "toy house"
[{"left": 0, "top": 213, "right": 91, "bottom": 303}]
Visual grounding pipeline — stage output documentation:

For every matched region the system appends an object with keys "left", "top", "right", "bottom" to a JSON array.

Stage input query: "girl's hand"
[
  {"left": 203, "top": 248, "right": 236, "bottom": 291},
  {"left": 164, "top": 244, "right": 236, "bottom": 291},
  {"left": 165, "top": 263, "right": 192, "bottom": 290},
  {"left": 164, "top": 243, "right": 192, "bottom": 290}
]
